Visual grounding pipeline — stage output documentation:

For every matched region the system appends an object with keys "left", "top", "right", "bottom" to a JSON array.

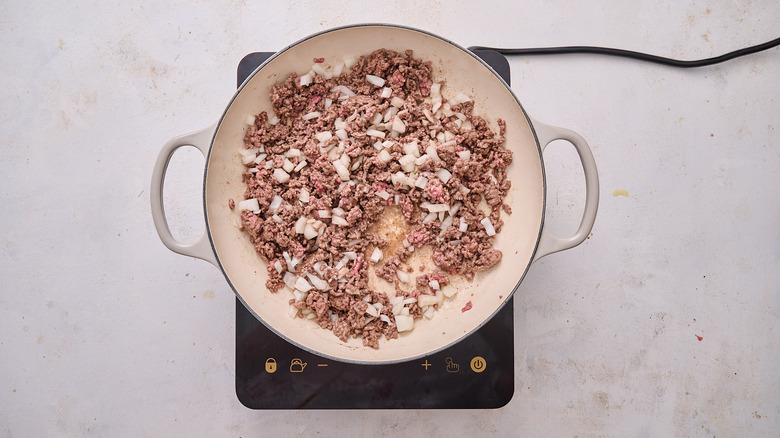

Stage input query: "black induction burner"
[{"left": 235, "top": 50, "right": 515, "bottom": 409}]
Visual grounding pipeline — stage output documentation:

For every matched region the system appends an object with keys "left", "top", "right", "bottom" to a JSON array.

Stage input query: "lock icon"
[
  {"left": 265, "top": 358, "right": 277, "bottom": 373},
  {"left": 290, "top": 358, "right": 307, "bottom": 373}
]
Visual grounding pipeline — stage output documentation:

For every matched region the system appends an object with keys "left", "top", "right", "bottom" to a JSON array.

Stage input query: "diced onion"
[
  {"left": 283, "top": 271, "right": 298, "bottom": 289},
  {"left": 269, "top": 116, "right": 280, "bottom": 125},
  {"left": 245, "top": 115, "right": 256, "bottom": 125},
  {"left": 324, "top": 98, "right": 332, "bottom": 109},
  {"left": 315, "top": 131, "right": 333, "bottom": 143},
  {"left": 366, "top": 129, "right": 386, "bottom": 138},
  {"left": 292, "top": 290, "right": 306, "bottom": 302},
  {"left": 303, "top": 223, "right": 318, "bottom": 240},
  {"left": 294, "top": 160, "right": 307, "bottom": 172},
  {"left": 317, "top": 209, "right": 331, "bottom": 218},
  {"left": 365, "top": 304, "right": 379, "bottom": 317},
  {"left": 286, "top": 148, "right": 302, "bottom": 157},
  {"left": 332, "top": 160, "right": 350, "bottom": 181},
  {"left": 421, "top": 202, "right": 450, "bottom": 213},
  {"left": 396, "top": 270, "right": 410, "bottom": 283},
  {"left": 366, "top": 74, "right": 385, "bottom": 87},
  {"left": 344, "top": 251, "right": 357, "bottom": 260},
  {"left": 237, "top": 198, "right": 260, "bottom": 213},
  {"left": 273, "top": 168, "right": 290, "bottom": 183},
  {"left": 430, "top": 82, "right": 441, "bottom": 98},
  {"left": 253, "top": 153, "right": 267, "bottom": 164},
  {"left": 241, "top": 153, "right": 256, "bottom": 165},
  {"left": 395, "top": 314, "right": 414, "bottom": 332},
  {"left": 459, "top": 220, "right": 468, "bottom": 232},
  {"left": 426, "top": 143, "right": 441, "bottom": 161},
  {"left": 442, "top": 286, "right": 458, "bottom": 298},
  {"left": 440, "top": 215, "right": 454, "bottom": 233},
  {"left": 282, "top": 159, "right": 295, "bottom": 173},
  {"left": 271, "top": 214, "right": 282, "bottom": 223},
  {"left": 376, "top": 149, "right": 392, "bottom": 163},
  {"left": 418, "top": 294, "right": 440, "bottom": 307},
  {"left": 334, "top": 129, "right": 348, "bottom": 141},
  {"left": 398, "top": 154, "right": 416, "bottom": 172},
  {"left": 332, "top": 207, "right": 345, "bottom": 216},
  {"left": 311, "top": 63, "right": 327, "bottom": 77},
  {"left": 334, "top": 118, "right": 347, "bottom": 130},
  {"left": 288, "top": 305, "right": 298, "bottom": 318},
  {"left": 298, "top": 188, "right": 309, "bottom": 204},
  {"left": 391, "top": 116, "right": 406, "bottom": 133},
  {"left": 306, "top": 272, "right": 330, "bottom": 291},
  {"left": 273, "top": 260, "right": 283, "bottom": 274},
  {"left": 380, "top": 87, "right": 392, "bottom": 98},
  {"left": 294, "top": 277, "right": 313, "bottom": 293},
  {"left": 403, "top": 141, "right": 420, "bottom": 158},
  {"left": 294, "top": 216, "right": 307, "bottom": 234},
  {"left": 369, "top": 247, "right": 383, "bottom": 263},
  {"left": 269, "top": 194, "right": 283, "bottom": 211},
  {"left": 436, "top": 168, "right": 452, "bottom": 184},
  {"left": 458, "top": 150, "right": 471, "bottom": 161},
  {"left": 481, "top": 217, "right": 496, "bottom": 236},
  {"left": 332, "top": 216, "right": 348, "bottom": 226},
  {"left": 390, "top": 96, "right": 406, "bottom": 108},
  {"left": 380, "top": 314, "right": 391, "bottom": 323},
  {"left": 331, "top": 85, "right": 356, "bottom": 98},
  {"left": 415, "top": 175, "right": 428, "bottom": 189},
  {"left": 422, "top": 212, "right": 437, "bottom": 224},
  {"left": 376, "top": 190, "right": 391, "bottom": 201},
  {"left": 299, "top": 74, "right": 312, "bottom": 86},
  {"left": 428, "top": 280, "right": 441, "bottom": 290},
  {"left": 302, "top": 111, "right": 321, "bottom": 120}
]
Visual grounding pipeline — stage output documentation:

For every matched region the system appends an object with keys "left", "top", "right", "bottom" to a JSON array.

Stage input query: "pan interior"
[{"left": 204, "top": 25, "right": 543, "bottom": 363}]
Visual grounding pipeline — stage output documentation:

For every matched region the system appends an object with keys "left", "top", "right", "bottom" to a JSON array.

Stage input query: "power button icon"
[{"left": 470, "top": 356, "right": 486, "bottom": 373}]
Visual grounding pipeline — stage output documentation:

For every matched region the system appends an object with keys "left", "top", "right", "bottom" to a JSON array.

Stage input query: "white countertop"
[{"left": 2, "top": 1, "right": 779, "bottom": 436}]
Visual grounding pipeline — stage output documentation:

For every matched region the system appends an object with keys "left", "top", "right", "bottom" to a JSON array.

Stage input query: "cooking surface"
[{"left": 2, "top": 1, "right": 779, "bottom": 436}]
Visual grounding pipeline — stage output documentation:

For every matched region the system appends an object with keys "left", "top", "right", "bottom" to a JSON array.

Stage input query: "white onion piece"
[
  {"left": 334, "top": 129, "right": 348, "bottom": 141},
  {"left": 331, "top": 85, "right": 355, "bottom": 97},
  {"left": 450, "top": 202, "right": 462, "bottom": 216},
  {"left": 299, "top": 74, "right": 312, "bottom": 87},
  {"left": 431, "top": 98, "right": 442, "bottom": 115},
  {"left": 442, "top": 286, "right": 458, "bottom": 298},
  {"left": 403, "top": 141, "right": 420, "bottom": 158},
  {"left": 458, "top": 150, "right": 471, "bottom": 161},
  {"left": 324, "top": 98, "right": 332, "bottom": 109},
  {"left": 343, "top": 56, "right": 358, "bottom": 68},
  {"left": 391, "top": 116, "right": 406, "bottom": 133},
  {"left": 398, "top": 154, "right": 416, "bottom": 172},
  {"left": 331, "top": 216, "right": 348, "bottom": 226},
  {"left": 415, "top": 175, "right": 428, "bottom": 189},
  {"left": 376, "top": 149, "right": 392, "bottom": 163},
  {"left": 421, "top": 202, "right": 450, "bottom": 213},
  {"left": 422, "top": 212, "right": 437, "bottom": 224},
  {"left": 369, "top": 247, "right": 383, "bottom": 263},
  {"left": 282, "top": 159, "right": 295, "bottom": 173},
  {"left": 332, "top": 160, "right": 350, "bottom": 181},
  {"left": 273, "top": 260, "right": 283, "bottom": 274},
  {"left": 396, "top": 270, "right": 410, "bottom": 283},
  {"left": 366, "top": 74, "right": 385, "bottom": 87},
  {"left": 423, "top": 306, "right": 435, "bottom": 319},
  {"left": 436, "top": 168, "right": 452, "bottom": 184},
  {"left": 365, "top": 304, "right": 379, "bottom": 317},
  {"left": 440, "top": 215, "right": 454, "bottom": 233},
  {"left": 332, "top": 207, "right": 345, "bottom": 216},
  {"left": 459, "top": 220, "right": 468, "bottom": 232},
  {"left": 286, "top": 148, "right": 302, "bottom": 157},
  {"left": 315, "top": 131, "right": 333, "bottom": 143},
  {"left": 288, "top": 305, "right": 298, "bottom": 319},
  {"left": 390, "top": 96, "right": 406, "bottom": 108},
  {"left": 376, "top": 190, "right": 391, "bottom": 201},
  {"left": 273, "top": 168, "right": 290, "bottom": 183},
  {"left": 311, "top": 63, "right": 327, "bottom": 77},
  {"left": 294, "top": 160, "right": 307, "bottom": 172},
  {"left": 302, "top": 111, "right": 321, "bottom": 120},
  {"left": 380, "top": 87, "right": 393, "bottom": 98},
  {"left": 271, "top": 214, "right": 282, "bottom": 223},
  {"left": 292, "top": 290, "right": 306, "bottom": 303},
  {"left": 460, "top": 184, "right": 471, "bottom": 194},
  {"left": 253, "top": 153, "right": 267, "bottom": 164},
  {"left": 426, "top": 143, "right": 441, "bottom": 161},
  {"left": 428, "top": 280, "right": 441, "bottom": 290},
  {"left": 264, "top": 161, "right": 274, "bottom": 170},
  {"left": 269, "top": 194, "right": 283, "bottom": 211},
  {"left": 380, "top": 314, "right": 391, "bottom": 323},
  {"left": 430, "top": 82, "right": 441, "bottom": 98},
  {"left": 317, "top": 209, "right": 331, "bottom": 218},
  {"left": 294, "top": 277, "right": 313, "bottom": 293},
  {"left": 403, "top": 297, "right": 417, "bottom": 305},
  {"left": 283, "top": 271, "right": 297, "bottom": 289},
  {"left": 415, "top": 154, "right": 429, "bottom": 166},
  {"left": 269, "top": 116, "right": 280, "bottom": 125},
  {"left": 303, "top": 223, "right": 318, "bottom": 240},
  {"left": 343, "top": 251, "right": 357, "bottom": 260},
  {"left": 237, "top": 198, "right": 259, "bottom": 212},
  {"left": 245, "top": 115, "right": 255, "bottom": 125},
  {"left": 365, "top": 129, "right": 386, "bottom": 139},
  {"left": 418, "top": 294, "right": 440, "bottom": 307},
  {"left": 395, "top": 314, "right": 414, "bottom": 332},
  {"left": 481, "top": 217, "right": 496, "bottom": 236},
  {"left": 334, "top": 118, "right": 347, "bottom": 130},
  {"left": 241, "top": 153, "right": 256, "bottom": 165},
  {"left": 306, "top": 272, "right": 330, "bottom": 291},
  {"left": 294, "top": 216, "right": 307, "bottom": 234},
  {"left": 333, "top": 62, "right": 344, "bottom": 76}
]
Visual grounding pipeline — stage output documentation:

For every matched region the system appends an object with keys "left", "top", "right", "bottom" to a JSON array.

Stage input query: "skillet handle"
[
  {"left": 531, "top": 119, "right": 599, "bottom": 262},
  {"left": 150, "top": 123, "right": 219, "bottom": 267}
]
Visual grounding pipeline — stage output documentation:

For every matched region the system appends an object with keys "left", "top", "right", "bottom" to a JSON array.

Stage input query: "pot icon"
[{"left": 290, "top": 358, "right": 307, "bottom": 373}]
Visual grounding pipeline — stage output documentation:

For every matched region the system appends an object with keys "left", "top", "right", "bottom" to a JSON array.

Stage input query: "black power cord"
[{"left": 468, "top": 37, "right": 780, "bottom": 68}]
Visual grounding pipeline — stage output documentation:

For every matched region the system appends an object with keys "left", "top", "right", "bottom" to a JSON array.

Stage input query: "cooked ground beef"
[{"left": 237, "top": 49, "right": 512, "bottom": 348}]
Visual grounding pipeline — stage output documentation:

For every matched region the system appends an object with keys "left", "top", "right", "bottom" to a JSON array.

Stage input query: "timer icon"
[{"left": 470, "top": 356, "right": 486, "bottom": 373}]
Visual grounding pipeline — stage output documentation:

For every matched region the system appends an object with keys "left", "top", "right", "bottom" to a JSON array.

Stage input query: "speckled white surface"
[{"left": 1, "top": 1, "right": 779, "bottom": 436}]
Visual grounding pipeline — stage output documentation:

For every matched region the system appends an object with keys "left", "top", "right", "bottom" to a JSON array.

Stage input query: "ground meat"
[{"left": 236, "top": 49, "right": 512, "bottom": 348}]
